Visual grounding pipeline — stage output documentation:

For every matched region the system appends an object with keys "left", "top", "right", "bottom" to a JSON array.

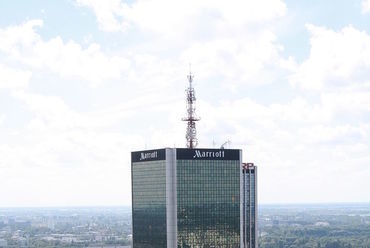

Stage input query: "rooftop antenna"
[
  {"left": 220, "top": 140, "right": 231, "bottom": 149},
  {"left": 182, "top": 64, "right": 200, "bottom": 149}
]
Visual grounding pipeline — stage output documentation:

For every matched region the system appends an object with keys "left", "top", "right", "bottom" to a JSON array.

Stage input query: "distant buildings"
[
  {"left": 0, "top": 239, "right": 7, "bottom": 248},
  {"left": 131, "top": 148, "right": 258, "bottom": 247}
]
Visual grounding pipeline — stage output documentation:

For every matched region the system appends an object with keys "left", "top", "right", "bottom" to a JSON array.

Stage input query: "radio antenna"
[{"left": 182, "top": 67, "right": 200, "bottom": 148}]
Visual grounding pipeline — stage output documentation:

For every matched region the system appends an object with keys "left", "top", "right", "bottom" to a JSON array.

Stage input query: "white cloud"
[
  {"left": 76, "top": 0, "right": 287, "bottom": 34},
  {"left": 180, "top": 31, "right": 296, "bottom": 88},
  {"left": 0, "top": 19, "right": 43, "bottom": 55},
  {"left": 362, "top": 0, "right": 370, "bottom": 14},
  {"left": 0, "top": 64, "right": 31, "bottom": 90},
  {"left": 197, "top": 95, "right": 370, "bottom": 203},
  {"left": 0, "top": 90, "right": 147, "bottom": 206},
  {"left": 1, "top": 1, "right": 370, "bottom": 206},
  {"left": 0, "top": 2, "right": 292, "bottom": 93},
  {"left": 291, "top": 25, "right": 370, "bottom": 90},
  {"left": 321, "top": 91, "right": 370, "bottom": 115},
  {"left": 280, "top": 24, "right": 370, "bottom": 202},
  {"left": 0, "top": 20, "right": 130, "bottom": 86},
  {"left": 76, "top": 0, "right": 130, "bottom": 32},
  {"left": 75, "top": 0, "right": 293, "bottom": 88},
  {"left": 2, "top": 85, "right": 370, "bottom": 205}
]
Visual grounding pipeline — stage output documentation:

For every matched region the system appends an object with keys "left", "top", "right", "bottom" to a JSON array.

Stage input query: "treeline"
[{"left": 259, "top": 225, "right": 370, "bottom": 248}]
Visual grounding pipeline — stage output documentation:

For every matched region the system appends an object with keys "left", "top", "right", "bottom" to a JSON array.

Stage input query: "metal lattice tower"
[{"left": 182, "top": 70, "right": 200, "bottom": 149}]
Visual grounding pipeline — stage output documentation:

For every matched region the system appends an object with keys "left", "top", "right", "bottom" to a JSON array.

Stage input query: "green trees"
[
  {"left": 259, "top": 223, "right": 370, "bottom": 247},
  {"left": 258, "top": 204, "right": 370, "bottom": 248}
]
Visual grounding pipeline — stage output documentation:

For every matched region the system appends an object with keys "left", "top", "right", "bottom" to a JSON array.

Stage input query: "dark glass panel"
[{"left": 132, "top": 160, "right": 167, "bottom": 248}]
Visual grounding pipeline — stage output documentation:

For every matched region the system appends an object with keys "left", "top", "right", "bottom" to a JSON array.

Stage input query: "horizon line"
[{"left": 1, "top": 201, "right": 370, "bottom": 209}]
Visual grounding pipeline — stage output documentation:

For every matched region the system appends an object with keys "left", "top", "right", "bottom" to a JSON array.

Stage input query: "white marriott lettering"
[
  {"left": 140, "top": 151, "right": 158, "bottom": 160},
  {"left": 193, "top": 150, "right": 225, "bottom": 158}
]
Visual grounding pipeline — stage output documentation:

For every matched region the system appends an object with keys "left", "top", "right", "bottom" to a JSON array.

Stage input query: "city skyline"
[{"left": 1, "top": 0, "right": 370, "bottom": 207}]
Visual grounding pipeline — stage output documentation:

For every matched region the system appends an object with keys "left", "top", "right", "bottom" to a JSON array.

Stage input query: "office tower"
[
  {"left": 131, "top": 148, "right": 242, "bottom": 247},
  {"left": 131, "top": 72, "right": 257, "bottom": 247},
  {"left": 242, "top": 163, "right": 258, "bottom": 248}
]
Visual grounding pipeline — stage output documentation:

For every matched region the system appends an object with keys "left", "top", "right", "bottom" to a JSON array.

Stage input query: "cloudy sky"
[{"left": 1, "top": 0, "right": 370, "bottom": 207}]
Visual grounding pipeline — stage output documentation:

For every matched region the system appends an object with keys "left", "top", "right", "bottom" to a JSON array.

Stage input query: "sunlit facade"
[
  {"left": 131, "top": 148, "right": 256, "bottom": 248},
  {"left": 176, "top": 148, "right": 241, "bottom": 247}
]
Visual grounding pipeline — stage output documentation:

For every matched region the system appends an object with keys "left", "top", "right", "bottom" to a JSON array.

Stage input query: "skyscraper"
[
  {"left": 242, "top": 163, "right": 258, "bottom": 248},
  {"left": 131, "top": 148, "right": 242, "bottom": 247},
  {"left": 131, "top": 72, "right": 257, "bottom": 247}
]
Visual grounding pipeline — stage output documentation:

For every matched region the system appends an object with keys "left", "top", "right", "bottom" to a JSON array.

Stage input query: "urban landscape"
[
  {"left": 0, "top": 204, "right": 369, "bottom": 247},
  {"left": 0, "top": 207, "right": 132, "bottom": 247}
]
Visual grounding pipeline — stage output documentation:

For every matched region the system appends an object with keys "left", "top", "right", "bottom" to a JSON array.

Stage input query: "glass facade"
[
  {"left": 132, "top": 159, "right": 167, "bottom": 248},
  {"left": 131, "top": 148, "right": 246, "bottom": 248},
  {"left": 243, "top": 165, "right": 257, "bottom": 248},
  {"left": 176, "top": 159, "right": 241, "bottom": 248}
]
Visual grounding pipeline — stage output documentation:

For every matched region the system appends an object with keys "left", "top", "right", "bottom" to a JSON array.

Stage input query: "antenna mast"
[{"left": 182, "top": 68, "right": 200, "bottom": 149}]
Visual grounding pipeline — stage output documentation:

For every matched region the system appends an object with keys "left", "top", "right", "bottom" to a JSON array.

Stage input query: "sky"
[{"left": 1, "top": 0, "right": 370, "bottom": 207}]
